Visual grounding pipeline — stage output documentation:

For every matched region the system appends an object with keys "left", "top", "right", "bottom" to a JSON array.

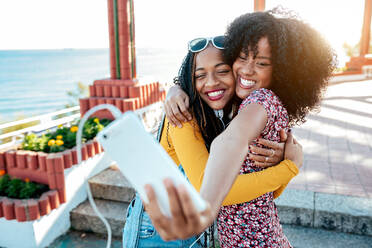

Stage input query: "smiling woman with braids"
[
  {"left": 144, "top": 8, "right": 336, "bottom": 248},
  {"left": 122, "top": 33, "right": 303, "bottom": 247}
]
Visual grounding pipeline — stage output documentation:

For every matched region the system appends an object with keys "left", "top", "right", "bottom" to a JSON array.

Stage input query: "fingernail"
[
  {"left": 188, "top": 116, "right": 192, "bottom": 121},
  {"left": 163, "top": 178, "right": 173, "bottom": 187},
  {"left": 177, "top": 184, "right": 187, "bottom": 193},
  {"left": 144, "top": 184, "right": 151, "bottom": 193}
]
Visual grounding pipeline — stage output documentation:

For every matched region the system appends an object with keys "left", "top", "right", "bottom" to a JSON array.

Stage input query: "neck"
[{"left": 223, "top": 101, "right": 232, "bottom": 115}]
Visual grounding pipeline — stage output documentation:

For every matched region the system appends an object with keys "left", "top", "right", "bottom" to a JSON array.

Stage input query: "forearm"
[
  {"left": 199, "top": 103, "right": 267, "bottom": 212},
  {"left": 273, "top": 183, "right": 287, "bottom": 199},
  {"left": 222, "top": 159, "right": 298, "bottom": 205},
  {"left": 200, "top": 133, "right": 248, "bottom": 212}
]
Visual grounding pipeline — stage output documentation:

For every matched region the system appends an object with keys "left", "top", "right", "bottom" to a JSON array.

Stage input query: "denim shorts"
[{"left": 122, "top": 166, "right": 206, "bottom": 248}]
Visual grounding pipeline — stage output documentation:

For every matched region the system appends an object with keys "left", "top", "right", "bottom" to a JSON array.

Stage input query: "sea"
[{"left": 0, "top": 48, "right": 186, "bottom": 122}]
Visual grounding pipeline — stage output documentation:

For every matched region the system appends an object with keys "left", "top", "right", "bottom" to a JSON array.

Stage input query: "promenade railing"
[
  {"left": 0, "top": 102, "right": 163, "bottom": 151},
  {"left": 0, "top": 106, "right": 80, "bottom": 150}
]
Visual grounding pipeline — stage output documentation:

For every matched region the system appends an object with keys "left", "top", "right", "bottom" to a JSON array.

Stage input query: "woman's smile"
[
  {"left": 195, "top": 45, "right": 235, "bottom": 110},
  {"left": 238, "top": 77, "right": 256, "bottom": 89},
  {"left": 233, "top": 37, "right": 273, "bottom": 100},
  {"left": 205, "top": 89, "right": 226, "bottom": 101}
]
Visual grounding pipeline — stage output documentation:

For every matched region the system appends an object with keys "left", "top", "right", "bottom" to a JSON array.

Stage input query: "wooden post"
[
  {"left": 107, "top": 0, "right": 117, "bottom": 79},
  {"left": 254, "top": 0, "right": 265, "bottom": 12},
  {"left": 129, "top": 0, "right": 136, "bottom": 78},
  {"left": 360, "top": 0, "right": 372, "bottom": 57}
]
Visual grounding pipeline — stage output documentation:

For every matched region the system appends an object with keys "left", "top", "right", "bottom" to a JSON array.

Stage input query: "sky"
[{"left": 0, "top": 0, "right": 367, "bottom": 65}]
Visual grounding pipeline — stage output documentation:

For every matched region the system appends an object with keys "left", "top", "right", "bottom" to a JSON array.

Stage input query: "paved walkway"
[
  {"left": 50, "top": 225, "right": 372, "bottom": 248},
  {"left": 288, "top": 79, "right": 372, "bottom": 198}
]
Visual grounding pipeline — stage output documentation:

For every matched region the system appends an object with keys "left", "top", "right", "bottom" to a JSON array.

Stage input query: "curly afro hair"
[{"left": 223, "top": 8, "right": 337, "bottom": 125}]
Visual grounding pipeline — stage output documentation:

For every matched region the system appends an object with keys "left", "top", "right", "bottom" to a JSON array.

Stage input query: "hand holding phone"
[{"left": 96, "top": 111, "right": 207, "bottom": 217}]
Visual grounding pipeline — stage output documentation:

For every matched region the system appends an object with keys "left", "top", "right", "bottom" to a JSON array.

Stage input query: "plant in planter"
[
  {"left": 0, "top": 172, "right": 49, "bottom": 199},
  {"left": 0, "top": 170, "right": 10, "bottom": 195},
  {"left": 20, "top": 117, "right": 111, "bottom": 154},
  {"left": 21, "top": 133, "right": 50, "bottom": 152},
  {"left": 19, "top": 178, "right": 48, "bottom": 199}
]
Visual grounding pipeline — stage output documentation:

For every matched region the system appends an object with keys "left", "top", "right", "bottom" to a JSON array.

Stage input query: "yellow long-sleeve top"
[{"left": 159, "top": 117, "right": 299, "bottom": 206}]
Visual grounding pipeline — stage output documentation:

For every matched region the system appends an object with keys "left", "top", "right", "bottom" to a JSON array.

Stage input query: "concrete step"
[
  {"left": 276, "top": 189, "right": 372, "bottom": 237},
  {"left": 70, "top": 198, "right": 129, "bottom": 237},
  {"left": 283, "top": 224, "right": 372, "bottom": 248},
  {"left": 88, "top": 167, "right": 135, "bottom": 203}
]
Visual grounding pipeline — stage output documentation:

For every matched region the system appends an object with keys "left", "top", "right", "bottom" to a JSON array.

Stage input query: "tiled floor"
[{"left": 287, "top": 80, "right": 372, "bottom": 198}]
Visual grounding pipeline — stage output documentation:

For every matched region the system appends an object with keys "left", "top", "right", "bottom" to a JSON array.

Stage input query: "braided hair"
[{"left": 172, "top": 50, "right": 226, "bottom": 150}]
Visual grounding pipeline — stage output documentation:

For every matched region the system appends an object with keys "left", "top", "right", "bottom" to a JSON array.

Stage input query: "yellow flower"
[
  {"left": 56, "top": 135, "right": 63, "bottom": 140},
  {"left": 70, "top": 126, "right": 78, "bottom": 133},
  {"left": 93, "top": 118, "right": 100, "bottom": 124},
  {"left": 0, "top": 170, "right": 5, "bottom": 176},
  {"left": 56, "top": 139, "right": 64, "bottom": 146},
  {"left": 58, "top": 124, "right": 63, "bottom": 128},
  {"left": 24, "top": 178, "right": 30, "bottom": 183},
  {"left": 48, "top": 139, "right": 56, "bottom": 146}
]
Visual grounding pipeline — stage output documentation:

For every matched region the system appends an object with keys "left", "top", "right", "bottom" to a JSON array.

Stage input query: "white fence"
[
  {"left": 0, "top": 106, "right": 81, "bottom": 150},
  {"left": 0, "top": 102, "right": 164, "bottom": 151}
]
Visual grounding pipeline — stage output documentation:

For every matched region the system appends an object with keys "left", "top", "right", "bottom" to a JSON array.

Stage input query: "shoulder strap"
[{"left": 156, "top": 113, "right": 166, "bottom": 142}]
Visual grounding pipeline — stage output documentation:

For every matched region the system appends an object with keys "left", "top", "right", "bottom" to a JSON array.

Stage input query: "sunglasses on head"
[{"left": 188, "top": 36, "right": 225, "bottom": 53}]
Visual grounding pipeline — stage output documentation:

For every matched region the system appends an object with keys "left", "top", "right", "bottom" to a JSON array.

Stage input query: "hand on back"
[
  {"left": 164, "top": 85, "right": 192, "bottom": 128},
  {"left": 284, "top": 132, "right": 303, "bottom": 168},
  {"left": 248, "top": 129, "right": 287, "bottom": 168}
]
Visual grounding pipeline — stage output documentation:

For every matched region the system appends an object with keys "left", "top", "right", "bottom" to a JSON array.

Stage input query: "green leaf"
[
  {"left": 5, "top": 178, "right": 25, "bottom": 198},
  {"left": 0, "top": 174, "right": 11, "bottom": 196}
]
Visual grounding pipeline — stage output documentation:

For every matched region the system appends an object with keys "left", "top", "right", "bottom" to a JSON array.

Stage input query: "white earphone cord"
[
  {"left": 189, "top": 232, "right": 204, "bottom": 248},
  {"left": 76, "top": 104, "right": 122, "bottom": 248}
]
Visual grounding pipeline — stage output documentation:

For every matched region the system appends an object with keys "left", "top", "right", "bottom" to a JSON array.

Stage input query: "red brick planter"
[
  {"left": 0, "top": 139, "right": 103, "bottom": 222},
  {"left": 83, "top": 78, "right": 164, "bottom": 120}
]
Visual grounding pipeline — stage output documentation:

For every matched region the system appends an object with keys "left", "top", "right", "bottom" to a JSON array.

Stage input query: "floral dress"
[{"left": 217, "top": 88, "right": 292, "bottom": 248}]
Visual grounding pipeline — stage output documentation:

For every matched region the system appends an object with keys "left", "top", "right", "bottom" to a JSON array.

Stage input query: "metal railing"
[
  {"left": 0, "top": 102, "right": 163, "bottom": 151},
  {"left": 0, "top": 106, "right": 81, "bottom": 150}
]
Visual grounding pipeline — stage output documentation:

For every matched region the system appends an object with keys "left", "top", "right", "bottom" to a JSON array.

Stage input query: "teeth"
[
  {"left": 207, "top": 90, "right": 224, "bottom": 97},
  {"left": 241, "top": 78, "right": 255, "bottom": 87}
]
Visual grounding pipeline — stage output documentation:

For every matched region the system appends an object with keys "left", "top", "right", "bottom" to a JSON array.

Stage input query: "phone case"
[{"left": 96, "top": 111, "right": 207, "bottom": 217}]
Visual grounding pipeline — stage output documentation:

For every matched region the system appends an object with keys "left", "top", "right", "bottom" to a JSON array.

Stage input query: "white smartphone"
[{"left": 96, "top": 111, "right": 207, "bottom": 217}]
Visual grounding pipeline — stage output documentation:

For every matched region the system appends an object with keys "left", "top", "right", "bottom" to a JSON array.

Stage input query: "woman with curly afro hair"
[
  {"left": 223, "top": 9, "right": 336, "bottom": 126},
  {"left": 144, "top": 8, "right": 336, "bottom": 247}
]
